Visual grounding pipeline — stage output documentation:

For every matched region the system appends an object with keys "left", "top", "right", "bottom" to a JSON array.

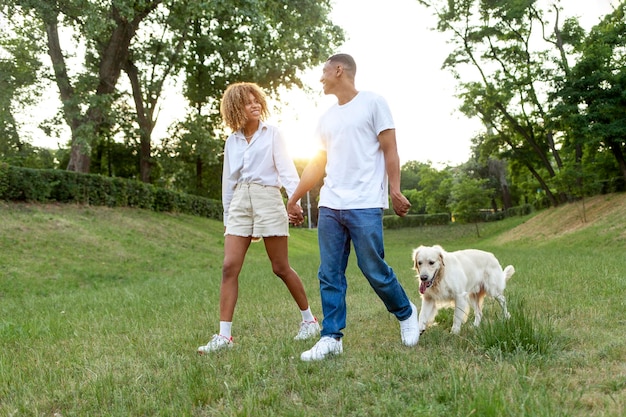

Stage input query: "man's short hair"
[{"left": 327, "top": 53, "right": 356, "bottom": 77}]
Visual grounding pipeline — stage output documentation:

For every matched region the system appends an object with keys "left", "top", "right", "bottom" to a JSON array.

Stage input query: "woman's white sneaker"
[
  {"left": 197, "top": 334, "right": 233, "bottom": 354},
  {"left": 294, "top": 318, "right": 321, "bottom": 340},
  {"left": 300, "top": 336, "right": 343, "bottom": 361}
]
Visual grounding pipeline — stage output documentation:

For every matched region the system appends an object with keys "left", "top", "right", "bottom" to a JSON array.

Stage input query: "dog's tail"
[{"left": 503, "top": 265, "right": 515, "bottom": 281}]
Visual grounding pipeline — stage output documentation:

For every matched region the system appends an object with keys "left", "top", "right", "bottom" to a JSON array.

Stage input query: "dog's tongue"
[{"left": 419, "top": 281, "right": 427, "bottom": 294}]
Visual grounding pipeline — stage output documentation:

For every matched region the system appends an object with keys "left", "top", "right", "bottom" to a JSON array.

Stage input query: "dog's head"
[{"left": 412, "top": 245, "right": 445, "bottom": 295}]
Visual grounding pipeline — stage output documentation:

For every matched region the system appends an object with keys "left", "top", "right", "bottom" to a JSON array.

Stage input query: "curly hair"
[{"left": 220, "top": 82, "right": 270, "bottom": 132}]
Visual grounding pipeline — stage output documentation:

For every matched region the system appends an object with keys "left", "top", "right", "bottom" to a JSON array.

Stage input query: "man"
[{"left": 287, "top": 53, "right": 419, "bottom": 361}]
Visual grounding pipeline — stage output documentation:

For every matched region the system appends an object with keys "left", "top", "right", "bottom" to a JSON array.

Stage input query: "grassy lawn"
[{"left": 1, "top": 195, "right": 625, "bottom": 416}]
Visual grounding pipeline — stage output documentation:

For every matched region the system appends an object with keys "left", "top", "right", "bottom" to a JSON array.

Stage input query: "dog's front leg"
[
  {"left": 451, "top": 296, "right": 469, "bottom": 334},
  {"left": 495, "top": 294, "right": 511, "bottom": 320},
  {"left": 418, "top": 300, "right": 436, "bottom": 334}
]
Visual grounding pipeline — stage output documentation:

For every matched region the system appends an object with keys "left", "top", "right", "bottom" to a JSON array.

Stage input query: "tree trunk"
[
  {"left": 500, "top": 136, "right": 559, "bottom": 207},
  {"left": 122, "top": 13, "right": 185, "bottom": 183},
  {"left": 495, "top": 102, "right": 556, "bottom": 177},
  {"left": 44, "top": 18, "right": 87, "bottom": 171},
  {"left": 196, "top": 156, "right": 204, "bottom": 195},
  {"left": 62, "top": 3, "right": 160, "bottom": 173},
  {"left": 501, "top": 183, "right": 513, "bottom": 209},
  {"left": 124, "top": 60, "right": 155, "bottom": 183}
]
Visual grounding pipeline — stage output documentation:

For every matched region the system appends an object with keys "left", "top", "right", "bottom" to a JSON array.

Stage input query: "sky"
[
  {"left": 25, "top": 0, "right": 618, "bottom": 167},
  {"left": 273, "top": 0, "right": 619, "bottom": 166},
  {"left": 272, "top": 0, "right": 477, "bottom": 166}
]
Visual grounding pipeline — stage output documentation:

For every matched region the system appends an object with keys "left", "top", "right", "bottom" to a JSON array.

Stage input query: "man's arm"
[
  {"left": 379, "top": 128, "right": 411, "bottom": 217},
  {"left": 287, "top": 150, "right": 327, "bottom": 224}
]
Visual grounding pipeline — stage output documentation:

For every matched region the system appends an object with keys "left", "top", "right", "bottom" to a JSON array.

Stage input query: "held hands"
[{"left": 287, "top": 200, "right": 305, "bottom": 226}]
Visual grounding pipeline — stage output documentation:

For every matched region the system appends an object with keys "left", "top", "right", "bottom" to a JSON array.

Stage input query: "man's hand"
[
  {"left": 391, "top": 192, "right": 411, "bottom": 217},
  {"left": 287, "top": 200, "right": 304, "bottom": 226}
]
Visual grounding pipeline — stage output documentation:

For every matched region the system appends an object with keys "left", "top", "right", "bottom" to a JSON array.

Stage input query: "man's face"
[{"left": 320, "top": 60, "right": 339, "bottom": 95}]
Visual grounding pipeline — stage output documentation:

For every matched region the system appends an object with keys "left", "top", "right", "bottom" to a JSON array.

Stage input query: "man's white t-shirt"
[{"left": 316, "top": 91, "right": 395, "bottom": 210}]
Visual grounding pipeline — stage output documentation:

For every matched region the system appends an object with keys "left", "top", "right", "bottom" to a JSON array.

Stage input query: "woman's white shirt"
[{"left": 222, "top": 121, "right": 299, "bottom": 225}]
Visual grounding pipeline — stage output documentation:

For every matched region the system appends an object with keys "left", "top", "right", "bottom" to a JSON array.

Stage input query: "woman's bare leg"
[
  {"left": 220, "top": 235, "right": 252, "bottom": 321},
  {"left": 263, "top": 236, "right": 309, "bottom": 310}
]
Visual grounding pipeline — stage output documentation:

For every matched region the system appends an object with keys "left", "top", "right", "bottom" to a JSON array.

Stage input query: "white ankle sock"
[
  {"left": 219, "top": 321, "right": 232, "bottom": 339},
  {"left": 300, "top": 307, "right": 315, "bottom": 322}
]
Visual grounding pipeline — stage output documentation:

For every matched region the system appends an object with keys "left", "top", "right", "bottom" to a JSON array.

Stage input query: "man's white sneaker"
[
  {"left": 197, "top": 334, "right": 233, "bottom": 354},
  {"left": 294, "top": 318, "right": 321, "bottom": 340},
  {"left": 399, "top": 302, "right": 419, "bottom": 346},
  {"left": 300, "top": 336, "right": 343, "bottom": 361}
]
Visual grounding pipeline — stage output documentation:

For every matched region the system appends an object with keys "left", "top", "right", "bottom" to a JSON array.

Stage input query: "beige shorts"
[{"left": 225, "top": 182, "right": 289, "bottom": 239}]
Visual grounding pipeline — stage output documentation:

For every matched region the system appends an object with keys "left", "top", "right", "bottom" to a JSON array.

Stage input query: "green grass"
[{"left": 1, "top": 196, "right": 625, "bottom": 416}]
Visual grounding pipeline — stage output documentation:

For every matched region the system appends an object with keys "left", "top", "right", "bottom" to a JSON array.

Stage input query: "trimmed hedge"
[
  {"left": 383, "top": 205, "right": 533, "bottom": 229},
  {"left": 383, "top": 213, "right": 451, "bottom": 229},
  {"left": 0, "top": 164, "right": 222, "bottom": 220},
  {"left": 478, "top": 204, "right": 534, "bottom": 222}
]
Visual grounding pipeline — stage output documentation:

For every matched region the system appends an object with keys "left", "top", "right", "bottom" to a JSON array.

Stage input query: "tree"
[
  {"left": 449, "top": 176, "right": 492, "bottom": 237},
  {"left": 401, "top": 160, "right": 430, "bottom": 191},
  {"left": 156, "top": 113, "right": 223, "bottom": 199},
  {"left": 462, "top": 138, "right": 515, "bottom": 210},
  {"left": 401, "top": 160, "right": 432, "bottom": 214},
  {"left": 418, "top": 0, "right": 590, "bottom": 207},
  {"left": 0, "top": 12, "right": 44, "bottom": 165},
  {"left": 1, "top": 0, "right": 343, "bottom": 181},
  {"left": 417, "top": 165, "right": 454, "bottom": 214},
  {"left": 553, "top": 2, "right": 626, "bottom": 190},
  {"left": 168, "top": 0, "right": 343, "bottom": 194}
]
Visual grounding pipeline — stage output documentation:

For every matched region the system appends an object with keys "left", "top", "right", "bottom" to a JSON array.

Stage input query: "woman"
[{"left": 198, "top": 82, "right": 319, "bottom": 353}]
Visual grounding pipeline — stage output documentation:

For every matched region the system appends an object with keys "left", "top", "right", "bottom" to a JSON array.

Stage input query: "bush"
[
  {"left": 0, "top": 161, "right": 10, "bottom": 198},
  {"left": 478, "top": 205, "right": 533, "bottom": 222},
  {"left": 506, "top": 204, "right": 533, "bottom": 217},
  {"left": 383, "top": 213, "right": 451, "bottom": 229},
  {"left": 383, "top": 205, "right": 532, "bottom": 229},
  {"left": 0, "top": 165, "right": 222, "bottom": 221}
]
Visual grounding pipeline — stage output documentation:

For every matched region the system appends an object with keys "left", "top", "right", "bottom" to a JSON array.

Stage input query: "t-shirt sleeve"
[{"left": 372, "top": 94, "right": 395, "bottom": 136}]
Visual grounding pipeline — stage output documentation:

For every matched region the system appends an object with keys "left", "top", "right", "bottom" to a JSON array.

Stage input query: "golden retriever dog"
[{"left": 412, "top": 245, "right": 515, "bottom": 335}]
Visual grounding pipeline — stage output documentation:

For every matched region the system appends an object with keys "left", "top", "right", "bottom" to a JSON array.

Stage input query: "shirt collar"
[{"left": 236, "top": 120, "right": 268, "bottom": 140}]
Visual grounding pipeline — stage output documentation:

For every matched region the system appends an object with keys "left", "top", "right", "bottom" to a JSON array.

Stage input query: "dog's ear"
[
  {"left": 412, "top": 246, "right": 422, "bottom": 271},
  {"left": 435, "top": 245, "right": 445, "bottom": 267}
]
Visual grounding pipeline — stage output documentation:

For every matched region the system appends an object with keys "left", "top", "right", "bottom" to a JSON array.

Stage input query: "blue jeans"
[{"left": 317, "top": 207, "right": 412, "bottom": 339}]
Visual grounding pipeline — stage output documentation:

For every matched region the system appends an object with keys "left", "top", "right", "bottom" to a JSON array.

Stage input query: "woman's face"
[{"left": 244, "top": 93, "right": 261, "bottom": 122}]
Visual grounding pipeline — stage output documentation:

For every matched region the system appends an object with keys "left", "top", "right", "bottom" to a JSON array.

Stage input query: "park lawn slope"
[{"left": 0, "top": 194, "right": 624, "bottom": 417}]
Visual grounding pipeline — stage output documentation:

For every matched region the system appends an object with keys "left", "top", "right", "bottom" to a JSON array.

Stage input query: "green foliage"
[
  {"left": 0, "top": 165, "right": 222, "bottom": 219},
  {"left": 1, "top": 0, "right": 344, "bottom": 178},
  {"left": 402, "top": 188, "right": 426, "bottom": 214},
  {"left": 400, "top": 160, "right": 431, "bottom": 191},
  {"left": 422, "top": 0, "right": 626, "bottom": 207},
  {"left": 0, "top": 161, "right": 9, "bottom": 197},
  {"left": 449, "top": 176, "right": 493, "bottom": 223},
  {"left": 551, "top": 2, "right": 626, "bottom": 193},
  {"left": 90, "top": 137, "right": 140, "bottom": 179},
  {"left": 417, "top": 164, "right": 454, "bottom": 214},
  {"left": 156, "top": 113, "right": 224, "bottom": 199}
]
